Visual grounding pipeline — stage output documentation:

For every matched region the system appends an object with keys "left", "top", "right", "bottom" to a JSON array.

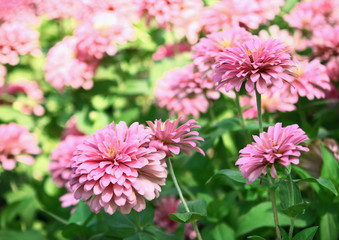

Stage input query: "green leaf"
[
  {"left": 68, "top": 200, "right": 92, "bottom": 225},
  {"left": 295, "top": 178, "right": 338, "bottom": 196},
  {"left": 279, "top": 180, "right": 306, "bottom": 218},
  {"left": 124, "top": 232, "right": 156, "bottom": 240},
  {"left": 0, "top": 230, "right": 46, "bottom": 240},
  {"left": 320, "top": 213, "right": 339, "bottom": 240},
  {"left": 321, "top": 144, "right": 339, "bottom": 183},
  {"left": 283, "top": 202, "right": 310, "bottom": 218},
  {"left": 292, "top": 226, "right": 318, "bottom": 240},
  {"left": 202, "top": 223, "right": 235, "bottom": 240},
  {"left": 247, "top": 236, "right": 266, "bottom": 240},
  {"left": 279, "top": 226, "right": 290, "bottom": 240},
  {"left": 144, "top": 226, "right": 179, "bottom": 240},
  {"left": 62, "top": 223, "right": 92, "bottom": 239},
  {"left": 168, "top": 212, "right": 205, "bottom": 223},
  {"left": 177, "top": 198, "right": 207, "bottom": 216}
]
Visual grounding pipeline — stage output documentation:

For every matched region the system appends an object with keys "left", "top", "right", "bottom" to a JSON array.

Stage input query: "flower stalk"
[
  {"left": 285, "top": 169, "right": 296, "bottom": 239},
  {"left": 167, "top": 158, "right": 203, "bottom": 240},
  {"left": 268, "top": 175, "right": 282, "bottom": 240}
]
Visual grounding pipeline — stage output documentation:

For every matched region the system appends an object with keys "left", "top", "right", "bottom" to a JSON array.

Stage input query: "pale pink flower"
[
  {"left": 44, "top": 37, "right": 99, "bottom": 91},
  {"left": 288, "top": 59, "right": 331, "bottom": 100},
  {"left": 326, "top": 56, "right": 339, "bottom": 82},
  {"left": 0, "top": 0, "right": 39, "bottom": 25},
  {"left": 35, "top": 0, "right": 82, "bottom": 20},
  {"left": 62, "top": 116, "right": 84, "bottom": 140},
  {"left": 0, "top": 23, "right": 41, "bottom": 66},
  {"left": 75, "top": 11, "right": 135, "bottom": 59},
  {"left": 192, "top": 28, "right": 252, "bottom": 74},
  {"left": 0, "top": 65, "right": 6, "bottom": 87},
  {"left": 155, "top": 64, "right": 220, "bottom": 119},
  {"left": 236, "top": 123, "right": 309, "bottom": 184},
  {"left": 50, "top": 135, "right": 87, "bottom": 188},
  {"left": 0, "top": 123, "right": 40, "bottom": 170},
  {"left": 153, "top": 42, "right": 191, "bottom": 61},
  {"left": 154, "top": 196, "right": 196, "bottom": 239},
  {"left": 259, "top": 25, "right": 308, "bottom": 53},
  {"left": 60, "top": 191, "right": 79, "bottom": 211},
  {"left": 70, "top": 121, "right": 167, "bottom": 215},
  {"left": 213, "top": 37, "right": 296, "bottom": 94},
  {"left": 312, "top": 25, "right": 339, "bottom": 60},
  {"left": 146, "top": 118, "right": 204, "bottom": 157}
]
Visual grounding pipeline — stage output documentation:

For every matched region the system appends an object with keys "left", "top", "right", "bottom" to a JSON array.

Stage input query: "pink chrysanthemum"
[
  {"left": 236, "top": 123, "right": 309, "bottom": 184},
  {"left": 155, "top": 64, "right": 220, "bottom": 119},
  {"left": 146, "top": 118, "right": 204, "bottom": 157},
  {"left": 70, "top": 121, "right": 167, "bottom": 215},
  {"left": 154, "top": 196, "right": 196, "bottom": 239},
  {"left": 288, "top": 59, "right": 331, "bottom": 100},
  {"left": 0, "top": 22, "right": 41, "bottom": 66},
  {"left": 35, "top": 0, "right": 82, "bottom": 20},
  {"left": 60, "top": 190, "right": 79, "bottom": 211},
  {"left": 153, "top": 42, "right": 191, "bottom": 61},
  {"left": 44, "top": 37, "right": 99, "bottom": 91},
  {"left": 50, "top": 135, "right": 87, "bottom": 188},
  {"left": 0, "top": 0, "right": 39, "bottom": 25},
  {"left": 213, "top": 37, "right": 296, "bottom": 94},
  {"left": 75, "top": 11, "right": 135, "bottom": 59},
  {"left": 61, "top": 116, "right": 84, "bottom": 140},
  {"left": 0, "top": 123, "right": 40, "bottom": 170},
  {"left": 0, "top": 81, "right": 45, "bottom": 116},
  {"left": 312, "top": 25, "right": 339, "bottom": 60},
  {"left": 326, "top": 56, "right": 339, "bottom": 82},
  {"left": 0, "top": 65, "right": 6, "bottom": 87},
  {"left": 192, "top": 28, "right": 252, "bottom": 74}
]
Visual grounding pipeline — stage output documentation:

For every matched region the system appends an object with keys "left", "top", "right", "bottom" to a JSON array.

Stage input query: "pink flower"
[
  {"left": 0, "top": 81, "right": 45, "bottom": 116},
  {"left": 0, "top": 65, "right": 6, "bottom": 87},
  {"left": 44, "top": 37, "right": 99, "bottom": 91},
  {"left": 154, "top": 196, "right": 196, "bottom": 239},
  {"left": 61, "top": 116, "right": 84, "bottom": 140},
  {"left": 153, "top": 42, "right": 191, "bottom": 61},
  {"left": 213, "top": 37, "right": 296, "bottom": 94},
  {"left": 75, "top": 11, "right": 135, "bottom": 59},
  {"left": 50, "top": 135, "right": 87, "bottom": 188},
  {"left": 155, "top": 64, "right": 220, "bottom": 119},
  {"left": 312, "top": 25, "right": 339, "bottom": 60},
  {"left": 327, "top": 56, "right": 339, "bottom": 82},
  {"left": 146, "top": 118, "right": 204, "bottom": 157},
  {"left": 0, "top": 23, "right": 41, "bottom": 66},
  {"left": 0, "top": 123, "right": 40, "bottom": 170},
  {"left": 60, "top": 191, "right": 79, "bottom": 211},
  {"left": 236, "top": 123, "right": 309, "bottom": 184},
  {"left": 288, "top": 59, "right": 331, "bottom": 100},
  {"left": 0, "top": 0, "right": 39, "bottom": 25},
  {"left": 192, "top": 28, "right": 252, "bottom": 74},
  {"left": 70, "top": 121, "right": 167, "bottom": 215},
  {"left": 35, "top": 0, "right": 82, "bottom": 20}
]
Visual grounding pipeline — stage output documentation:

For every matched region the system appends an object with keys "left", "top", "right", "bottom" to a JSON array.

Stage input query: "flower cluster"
[
  {"left": 0, "top": 123, "right": 40, "bottom": 170},
  {"left": 236, "top": 123, "right": 309, "bottom": 184}
]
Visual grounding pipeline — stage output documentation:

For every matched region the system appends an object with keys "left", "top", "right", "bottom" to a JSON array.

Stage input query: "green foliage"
[{"left": 169, "top": 198, "right": 207, "bottom": 223}]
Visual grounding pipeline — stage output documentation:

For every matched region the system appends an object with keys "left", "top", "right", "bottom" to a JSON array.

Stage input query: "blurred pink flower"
[
  {"left": 236, "top": 123, "right": 309, "bottom": 184},
  {"left": 154, "top": 196, "right": 196, "bottom": 239},
  {"left": 35, "top": 0, "right": 82, "bottom": 20},
  {"left": 153, "top": 42, "right": 191, "bottom": 61},
  {"left": 155, "top": 64, "right": 220, "bottom": 119},
  {"left": 62, "top": 116, "right": 84, "bottom": 140},
  {"left": 327, "top": 56, "right": 339, "bottom": 82},
  {"left": 0, "top": 0, "right": 39, "bottom": 25},
  {"left": 50, "top": 135, "right": 87, "bottom": 188},
  {"left": 288, "top": 59, "right": 331, "bottom": 100},
  {"left": 0, "top": 123, "right": 40, "bottom": 170},
  {"left": 0, "top": 65, "right": 6, "bottom": 87},
  {"left": 192, "top": 28, "right": 252, "bottom": 74},
  {"left": 201, "top": 0, "right": 283, "bottom": 33},
  {"left": 60, "top": 190, "right": 79, "bottom": 212},
  {"left": 70, "top": 121, "right": 167, "bottom": 215},
  {"left": 312, "top": 25, "right": 339, "bottom": 60},
  {"left": 213, "top": 37, "right": 296, "bottom": 94},
  {"left": 146, "top": 118, "right": 204, "bottom": 157},
  {"left": 44, "top": 37, "right": 99, "bottom": 91},
  {"left": 0, "top": 81, "right": 45, "bottom": 116},
  {"left": 75, "top": 11, "right": 135, "bottom": 59},
  {"left": 0, "top": 22, "right": 41, "bottom": 66}
]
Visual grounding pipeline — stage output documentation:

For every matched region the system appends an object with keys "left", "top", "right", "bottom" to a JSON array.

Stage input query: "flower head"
[
  {"left": 213, "top": 37, "right": 296, "bottom": 94},
  {"left": 312, "top": 25, "right": 339, "bottom": 60},
  {"left": 0, "top": 123, "right": 40, "bottom": 170},
  {"left": 155, "top": 64, "right": 220, "bottom": 119},
  {"left": 146, "top": 118, "right": 204, "bottom": 157},
  {"left": 70, "top": 121, "right": 167, "bottom": 215},
  {"left": 327, "top": 56, "right": 339, "bottom": 82},
  {"left": 236, "top": 123, "right": 309, "bottom": 184},
  {"left": 0, "top": 65, "right": 6, "bottom": 87}
]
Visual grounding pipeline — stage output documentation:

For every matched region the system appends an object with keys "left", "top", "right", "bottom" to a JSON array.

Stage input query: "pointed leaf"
[{"left": 292, "top": 226, "right": 318, "bottom": 240}]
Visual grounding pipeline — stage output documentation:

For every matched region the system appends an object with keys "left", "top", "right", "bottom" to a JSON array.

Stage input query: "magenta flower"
[
  {"left": 192, "top": 28, "right": 252, "bottom": 74},
  {"left": 236, "top": 123, "right": 309, "bottom": 184},
  {"left": 146, "top": 118, "right": 205, "bottom": 157},
  {"left": 50, "top": 135, "right": 87, "bottom": 188},
  {"left": 155, "top": 64, "right": 220, "bottom": 119},
  {"left": 154, "top": 196, "right": 196, "bottom": 239},
  {"left": 0, "top": 123, "right": 40, "bottom": 170},
  {"left": 153, "top": 42, "right": 191, "bottom": 61},
  {"left": 70, "top": 121, "right": 167, "bottom": 215},
  {"left": 213, "top": 37, "right": 296, "bottom": 94}
]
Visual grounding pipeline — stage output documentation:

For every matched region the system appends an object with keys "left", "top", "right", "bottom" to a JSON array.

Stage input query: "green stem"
[
  {"left": 132, "top": 210, "right": 142, "bottom": 232},
  {"left": 235, "top": 92, "right": 245, "bottom": 128},
  {"left": 285, "top": 169, "right": 295, "bottom": 239},
  {"left": 167, "top": 159, "right": 203, "bottom": 240},
  {"left": 40, "top": 209, "right": 68, "bottom": 225},
  {"left": 255, "top": 88, "right": 263, "bottom": 133},
  {"left": 268, "top": 176, "right": 282, "bottom": 240}
]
